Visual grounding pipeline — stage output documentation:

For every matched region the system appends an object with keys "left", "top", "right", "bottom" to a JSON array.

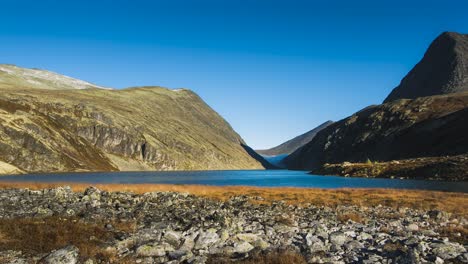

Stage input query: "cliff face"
[
  {"left": 285, "top": 92, "right": 468, "bottom": 170},
  {"left": 384, "top": 32, "right": 468, "bottom": 103},
  {"left": 257, "top": 121, "right": 333, "bottom": 156},
  {"left": 0, "top": 66, "right": 267, "bottom": 174}
]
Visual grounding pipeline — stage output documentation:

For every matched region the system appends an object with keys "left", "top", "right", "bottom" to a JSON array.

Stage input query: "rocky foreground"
[{"left": 0, "top": 187, "right": 467, "bottom": 264}]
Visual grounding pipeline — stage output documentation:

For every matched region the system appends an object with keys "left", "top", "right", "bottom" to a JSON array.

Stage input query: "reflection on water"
[{"left": 0, "top": 170, "right": 466, "bottom": 193}]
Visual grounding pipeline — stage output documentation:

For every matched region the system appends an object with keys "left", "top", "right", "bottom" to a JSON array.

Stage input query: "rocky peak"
[{"left": 384, "top": 32, "right": 468, "bottom": 103}]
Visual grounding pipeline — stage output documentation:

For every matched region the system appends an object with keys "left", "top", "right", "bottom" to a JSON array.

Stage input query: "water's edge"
[{"left": 0, "top": 170, "right": 466, "bottom": 193}]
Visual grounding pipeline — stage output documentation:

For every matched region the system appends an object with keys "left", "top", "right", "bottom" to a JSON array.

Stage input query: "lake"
[{"left": 0, "top": 170, "right": 467, "bottom": 193}]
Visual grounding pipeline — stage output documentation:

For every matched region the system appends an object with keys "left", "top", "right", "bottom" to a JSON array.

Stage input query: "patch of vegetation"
[
  {"left": 437, "top": 225, "right": 468, "bottom": 244},
  {"left": 0, "top": 217, "right": 136, "bottom": 263}
]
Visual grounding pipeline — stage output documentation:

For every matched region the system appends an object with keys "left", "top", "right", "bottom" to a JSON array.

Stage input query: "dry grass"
[
  {"left": 0, "top": 182, "right": 467, "bottom": 216},
  {"left": 382, "top": 241, "right": 408, "bottom": 255},
  {"left": 437, "top": 225, "right": 468, "bottom": 244},
  {"left": 337, "top": 212, "right": 365, "bottom": 223},
  {"left": 0, "top": 217, "right": 136, "bottom": 262}
]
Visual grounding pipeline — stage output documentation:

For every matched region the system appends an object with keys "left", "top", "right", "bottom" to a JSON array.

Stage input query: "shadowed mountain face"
[
  {"left": 256, "top": 121, "right": 334, "bottom": 156},
  {"left": 285, "top": 92, "right": 468, "bottom": 170},
  {"left": 285, "top": 32, "right": 468, "bottom": 177},
  {"left": 384, "top": 32, "right": 468, "bottom": 103},
  {"left": 0, "top": 65, "right": 267, "bottom": 174}
]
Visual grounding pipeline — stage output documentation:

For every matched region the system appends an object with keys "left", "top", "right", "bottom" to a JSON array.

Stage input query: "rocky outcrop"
[
  {"left": 0, "top": 67, "right": 268, "bottom": 173},
  {"left": 257, "top": 121, "right": 333, "bottom": 156},
  {"left": 384, "top": 32, "right": 468, "bottom": 103},
  {"left": 0, "top": 187, "right": 466, "bottom": 263},
  {"left": 285, "top": 92, "right": 468, "bottom": 173}
]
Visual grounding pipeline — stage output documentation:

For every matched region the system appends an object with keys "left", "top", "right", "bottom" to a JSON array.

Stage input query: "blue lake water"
[{"left": 0, "top": 170, "right": 467, "bottom": 193}]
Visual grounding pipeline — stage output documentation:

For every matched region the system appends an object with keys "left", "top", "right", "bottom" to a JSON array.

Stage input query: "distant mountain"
[
  {"left": 256, "top": 121, "right": 334, "bottom": 156},
  {"left": 384, "top": 32, "right": 468, "bottom": 103},
  {"left": 0, "top": 65, "right": 269, "bottom": 174},
  {"left": 285, "top": 92, "right": 468, "bottom": 171}
]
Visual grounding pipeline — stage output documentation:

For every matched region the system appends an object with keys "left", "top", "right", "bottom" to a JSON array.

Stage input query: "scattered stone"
[{"left": 0, "top": 187, "right": 465, "bottom": 263}]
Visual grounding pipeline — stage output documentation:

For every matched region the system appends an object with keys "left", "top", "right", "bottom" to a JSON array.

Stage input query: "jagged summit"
[{"left": 384, "top": 31, "right": 468, "bottom": 103}]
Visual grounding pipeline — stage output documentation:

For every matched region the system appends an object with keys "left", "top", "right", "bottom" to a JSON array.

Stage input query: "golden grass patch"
[{"left": 0, "top": 217, "right": 135, "bottom": 262}]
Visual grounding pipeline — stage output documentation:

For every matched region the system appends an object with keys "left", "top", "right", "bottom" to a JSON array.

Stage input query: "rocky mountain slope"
[
  {"left": 285, "top": 32, "right": 468, "bottom": 179},
  {"left": 0, "top": 65, "right": 267, "bottom": 174},
  {"left": 384, "top": 32, "right": 468, "bottom": 103},
  {"left": 256, "top": 121, "right": 333, "bottom": 156},
  {"left": 285, "top": 92, "right": 468, "bottom": 171}
]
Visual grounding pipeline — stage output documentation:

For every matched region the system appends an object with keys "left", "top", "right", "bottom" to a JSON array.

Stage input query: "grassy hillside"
[{"left": 0, "top": 66, "right": 266, "bottom": 173}]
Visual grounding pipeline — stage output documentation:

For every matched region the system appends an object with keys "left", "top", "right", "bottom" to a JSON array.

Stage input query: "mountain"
[
  {"left": 285, "top": 92, "right": 468, "bottom": 171},
  {"left": 284, "top": 32, "right": 468, "bottom": 180},
  {"left": 384, "top": 32, "right": 468, "bottom": 103},
  {"left": 256, "top": 121, "right": 334, "bottom": 156},
  {"left": 0, "top": 64, "right": 268, "bottom": 174}
]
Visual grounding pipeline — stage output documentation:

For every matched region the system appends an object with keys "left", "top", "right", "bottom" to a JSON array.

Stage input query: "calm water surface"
[{"left": 0, "top": 170, "right": 466, "bottom": 193}]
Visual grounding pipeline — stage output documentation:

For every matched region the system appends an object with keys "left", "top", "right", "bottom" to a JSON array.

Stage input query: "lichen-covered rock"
[{"left": 329, "top": 231, "right": 347, "bottom": 246}]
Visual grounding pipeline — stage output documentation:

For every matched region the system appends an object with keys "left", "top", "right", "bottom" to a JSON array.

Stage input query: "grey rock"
[
  {"left": 194, "top": 229, "right": 220, "bottom": 249},
  {"left": 431, "top": 242, "right": 466, "bottom": 260},
  {"left": 406, "top": 223, "right": 419, "bottom": 232},
  {"left": 163, "top": 231, "right": 183, "bottom": 248},
  {"left": 329, "top": 231, "right": 347, "bottom": 246},
  {"left": 345, "top": 240, "right": 363, "bottom": 251},
  {"left": 168, "top": 249, "right": 189, "bottom": 260},
  {"left": 136, "top": 243, "right": 173, "bottom": 257},
  {"left": 40, "top": 245, "right": 79, "bottom": 264},
  {"left": 224, "top": 242, "right": 254, "bottom": 255}
]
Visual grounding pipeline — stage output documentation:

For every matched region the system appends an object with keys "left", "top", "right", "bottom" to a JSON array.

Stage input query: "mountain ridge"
[
  {"left": 0, "top": 64, "right": 112, "bottom": 90},
  {"left": 256, "top": 121, "right": 334, "bottom": 156},
  {"left": 0, "top": 65, "right": 269, "bottom": 174},
  {"left": 285, "top": 92, "right": 468, "bottom": 171}
]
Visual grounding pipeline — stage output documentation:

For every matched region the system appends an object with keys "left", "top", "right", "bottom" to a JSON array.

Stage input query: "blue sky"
[{"left": 1, "top": 0, "right": 467, "bottom": 149}]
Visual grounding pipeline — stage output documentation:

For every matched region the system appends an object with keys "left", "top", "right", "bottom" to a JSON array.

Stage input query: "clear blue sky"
[{"left": 1, "top": 0, "right": 467, "bottom": 149}]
